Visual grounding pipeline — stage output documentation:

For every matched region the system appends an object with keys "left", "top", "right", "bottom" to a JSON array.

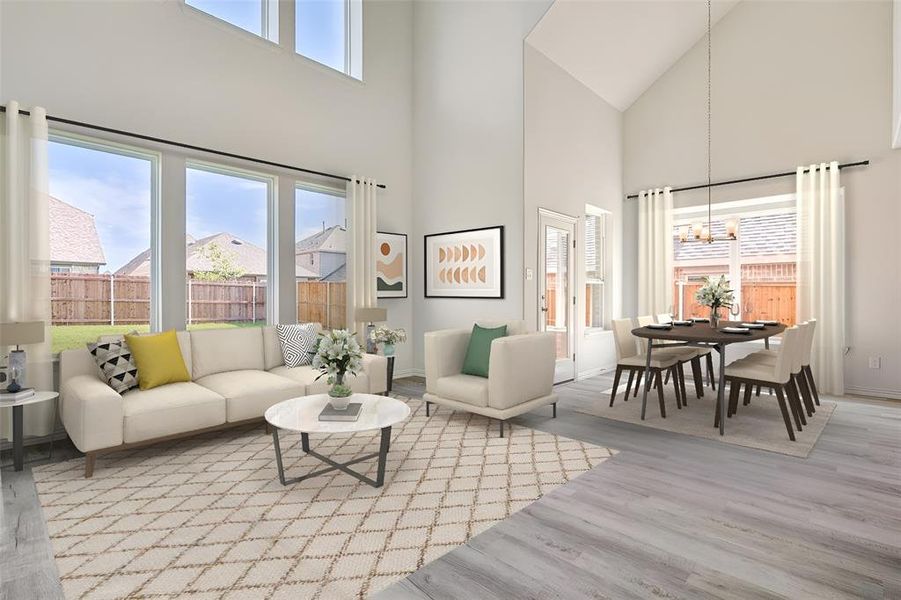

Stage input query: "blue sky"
[
  {"left": 49, "top": 141, "right": 344, "bottom": 273},
  {"left": 187, "top": 0, "right": 345, "bottom": 72}
]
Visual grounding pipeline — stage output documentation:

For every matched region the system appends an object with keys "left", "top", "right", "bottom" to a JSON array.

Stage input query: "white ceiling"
[{"left": 527, "top": 0, "right": 740, "bottom": 112}]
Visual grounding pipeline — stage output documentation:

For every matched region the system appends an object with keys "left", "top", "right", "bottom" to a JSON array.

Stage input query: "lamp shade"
[
  {"left": 0, "top": 321, "right": 46, "bottom": 346},
  {"left": 354, "top": 308, "right": 387, "bottom": 323}
]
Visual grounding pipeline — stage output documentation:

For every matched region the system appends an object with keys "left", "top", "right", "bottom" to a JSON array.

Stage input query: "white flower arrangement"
[
  {"left": 312, "top": 329, "right": 363, "bottom": 396},
  {"left": 695, "top": 275, "right": 735, "bottom": 310},
  {"left": 369, "top": 326, "right": 407, "bottom": 346}
]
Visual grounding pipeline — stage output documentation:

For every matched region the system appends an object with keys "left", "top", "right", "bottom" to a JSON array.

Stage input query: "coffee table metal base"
[{"left": 271, "top": 426, "right": 392, "bottom": 488}]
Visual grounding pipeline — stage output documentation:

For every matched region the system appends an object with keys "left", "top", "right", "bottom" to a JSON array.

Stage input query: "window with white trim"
[
  {"left": 186, "top": 0, "right": 277, "bottom": 39},
  {"left": 296, "top": 0, "right": 362, "bottom": 78},
  {"left": 584, "top": 208, "right": 608, "bottom": 331}
]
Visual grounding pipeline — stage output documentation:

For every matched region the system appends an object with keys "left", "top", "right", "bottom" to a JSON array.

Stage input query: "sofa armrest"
[
  {"left": 362, "top": 353, "right": 388, "bottom": 394},
  {"left": 60, "top": 375, "right": 124, "bottom": 453},
  {"left": 424, "top": 329, "right": 471, "bottom": 393},
  {"left": 488, "top": 333, "right": 556, "bottom": 411}
]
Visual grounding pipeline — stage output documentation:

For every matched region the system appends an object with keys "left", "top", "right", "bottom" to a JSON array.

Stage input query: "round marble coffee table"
[{"left": 264, "top": 393, "right": 410, "bottom": 488}]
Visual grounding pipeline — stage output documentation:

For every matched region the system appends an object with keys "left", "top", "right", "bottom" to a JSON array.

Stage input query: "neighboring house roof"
[
  {"left": 320, "top": 263, "right": 346, "bottom": 283},
  {"left": 49, "top": 196, "right": 105, "bottom": 266},
  {"left": 295, "top": 225, "right": 346, "bottom": 254},
  {"left": 296, "top": 263, "right": 318, "bottom": 279},
  {"left": 116, "top": 232, "right": 267, "bottom": 277}
]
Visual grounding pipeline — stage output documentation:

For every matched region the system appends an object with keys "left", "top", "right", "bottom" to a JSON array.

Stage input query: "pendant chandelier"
[{"left": 679, "top": 0, "right": 737, "bottom": 244}]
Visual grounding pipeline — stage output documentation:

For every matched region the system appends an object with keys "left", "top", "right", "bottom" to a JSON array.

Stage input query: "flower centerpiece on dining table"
[
  {"left": 312, "top": 329, "right": 363, "bottom": 410},
  {"left": 694, "top": 275, "right": 735, "bottom": 329},
  {"left": 370, "top": 326, "right": 407, "bottom": 357}
]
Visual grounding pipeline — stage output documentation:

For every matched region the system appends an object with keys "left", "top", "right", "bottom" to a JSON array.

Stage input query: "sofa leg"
[
  {"left": 84, "top": 453, "right": 96, "bottom": 478},
  {"left": 499, "top": 420, "right": 505, "bottom": 438},
  {"left": 552, "top": 402, "right": 557, "bottom": 418},
  {"left": 425, "top": 401, "right": 431, "bottom": 417}
]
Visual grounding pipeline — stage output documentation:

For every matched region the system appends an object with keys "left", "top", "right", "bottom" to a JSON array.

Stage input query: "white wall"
[
  {"left": 624, "top": 0, "right": 901, "bottom": 398},
  {"left": 410, "top": 0, "right": 551, "bottom": 371},
  {"left": 0, "top": 0, "right": 416, "bottom": 374},
  {"left": 523, "top": 44, "right": 623, "bottom": 377}
]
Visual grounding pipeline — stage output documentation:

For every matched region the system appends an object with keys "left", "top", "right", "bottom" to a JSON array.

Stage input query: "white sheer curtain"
[
  {"left": 637, "top": 187, "right": 674, "bottom": 316},
  {"left": 1, "top": 101, "right": 54, "bottom": 438},
  {"left": 797, "top": 162, "right": 845, "bottom": 395},
  {"left": 346, "top": 177, "right": 378, "bottom": 343}
]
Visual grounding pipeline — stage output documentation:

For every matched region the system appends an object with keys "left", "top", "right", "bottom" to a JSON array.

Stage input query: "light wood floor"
[{"left": 3, "top": 375, "right": 900, "bottom": 600}]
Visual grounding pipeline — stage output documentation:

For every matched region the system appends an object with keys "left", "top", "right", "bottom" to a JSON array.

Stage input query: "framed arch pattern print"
[
  {"left": 376, "top": 232, "right": 408, "bottom": 298},
  {"left": 424, "top": 226, "right": 504, "bottom": 299}
]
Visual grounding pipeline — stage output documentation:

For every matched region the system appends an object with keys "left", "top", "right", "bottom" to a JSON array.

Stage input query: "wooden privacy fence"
[
  {"left": 52, "top": 274, "right": 342, "bottom": 326},
  {"left": 675, "top": 282, "right": 797, "bottom": 325},
  {"left": 297, "top": 282, "right": 346, "bottom": 330}
]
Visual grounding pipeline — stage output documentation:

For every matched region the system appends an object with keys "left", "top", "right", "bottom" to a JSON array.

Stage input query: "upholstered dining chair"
[
  {"left": 722, "top": 326, "right": 802, "bottom": 441},
  {"left": 610, "top": 318, "right": 687, "bottom": 417},
  {"left": 655, "top": 314, "right": 717, "bottom": 397},
  {"left": 636, "top": 315, "right": 704, "bottom": 404}
]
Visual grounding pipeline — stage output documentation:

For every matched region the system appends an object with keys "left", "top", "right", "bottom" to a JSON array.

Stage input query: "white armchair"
[{"left": 423, "top": 320, "right": 558, "bottom": 437}]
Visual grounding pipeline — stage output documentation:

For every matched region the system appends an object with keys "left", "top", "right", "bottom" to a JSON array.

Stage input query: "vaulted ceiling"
[{"left": 527, "top": 0, "right": 740, "bottom": 111}]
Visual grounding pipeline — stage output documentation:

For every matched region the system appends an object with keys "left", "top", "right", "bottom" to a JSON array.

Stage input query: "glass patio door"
[{"left": 538, "top": 210, "right": 576, "bottom": 383}]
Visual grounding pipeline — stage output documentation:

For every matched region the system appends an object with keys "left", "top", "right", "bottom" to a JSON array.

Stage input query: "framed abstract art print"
[
  {"left": 424, "top": 226, "right": 504, "bottom": 299},
  {"left": 376, "top": 232, "right": 408, "bottom": 298}
]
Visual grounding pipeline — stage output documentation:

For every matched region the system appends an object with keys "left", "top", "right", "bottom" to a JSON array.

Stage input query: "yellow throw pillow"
[{"left": 124, "top": 330, "right": 191, "bottom": 390}]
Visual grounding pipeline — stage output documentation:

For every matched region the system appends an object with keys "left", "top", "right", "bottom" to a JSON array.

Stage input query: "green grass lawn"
[{"left": 52, "top": 322, "right": 262, "bottom": 354}]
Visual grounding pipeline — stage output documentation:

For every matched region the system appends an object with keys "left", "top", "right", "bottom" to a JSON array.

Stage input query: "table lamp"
[
  {"left": 354, "top": 307, "right": 387, "bottom": 354},
  {"left": 0, "top": 321, "right": 45, "bottom": 393}
]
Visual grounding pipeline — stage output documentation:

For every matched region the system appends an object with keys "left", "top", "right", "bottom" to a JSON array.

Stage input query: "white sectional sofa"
[
  {"left": 423, "top": 320, "right": 558, "bottom": 437},
  {"left": 59, "top": 324, "right": 388, "bottom": 477}
]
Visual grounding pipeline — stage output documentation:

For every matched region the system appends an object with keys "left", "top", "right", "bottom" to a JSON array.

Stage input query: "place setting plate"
[
  {"left": 740, "top": 322, "right": 766, "bottom": 329},
  {"left": 755, "top": 319, "right": 779, "bottom": 326},
  {"left": 672, "top": 320, "right": 693, "bottom": 326},
  {"left": 647, "top": 323, "right": 673, "bottom": 330},
  {"left": 721, "top": 326, "right": 751, "bottom": 334}
]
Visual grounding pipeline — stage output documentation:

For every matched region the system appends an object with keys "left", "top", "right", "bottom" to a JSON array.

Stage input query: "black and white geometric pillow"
[
  {"left": 277, "top": 323, "right": 319, "bottom": 368},
  {"left": 87, "top": 340, "right": 139, "bottom": 394}
]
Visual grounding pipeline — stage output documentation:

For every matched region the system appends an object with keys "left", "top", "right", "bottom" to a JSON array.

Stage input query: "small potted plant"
[
  {"left": 694, "top": 275, "right": 735, "bottom": 328},
  {"left": 312, "top": 329, "right": 363, "bottom": 410},
  {"left": 370, "top": 326, "right": 407, "bottom": 357}
]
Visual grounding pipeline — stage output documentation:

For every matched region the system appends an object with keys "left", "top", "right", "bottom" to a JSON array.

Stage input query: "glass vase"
[
  {"left": 382, "top": 343, "right": 396, "bottom": 357},
  {"left": 328, "top": 371, "right": 351, "bottom": 410},
  {"left": 709, "top": 307, "right": 720, "bottom": 329}
]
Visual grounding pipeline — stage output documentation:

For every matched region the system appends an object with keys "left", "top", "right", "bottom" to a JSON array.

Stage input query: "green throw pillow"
[{"left": 461, "top": 324, "right": 507, "bottom": 378}]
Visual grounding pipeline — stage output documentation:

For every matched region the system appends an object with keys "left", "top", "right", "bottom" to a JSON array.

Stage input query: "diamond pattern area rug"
[{"left": 33, "top": 396, "right": 615, "bottom": 599}]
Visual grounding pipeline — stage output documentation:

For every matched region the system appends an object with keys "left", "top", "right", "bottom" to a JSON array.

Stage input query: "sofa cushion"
[
  {"left": 433, "top": 374, "right": 490, "bottom": 408},
  {"left": 262, "top": 326, "right": 283, "bottom": 370},
  {"left": 98, "top": 331, "right": 193, "bottom": 376},
  {"left": 476, "top": 320, "right": 528, "bottom": 336},
  {"left": 269, "top": 365, "right": 371, "bottom": 395},
  {"left": 122, "top": 382, "right": 225, "bottom": 443},
  {"left": 126, "top": 330, "right": 191, "bottom": 390},
  {"left": 195, "top": 370, "right": 305, "bottom": 422},
  {"left": 190, "top": 327, "right": 265, "bottom": 380},
  {"left": 87, "top": 339, "right": 139, "bottom": 394}
]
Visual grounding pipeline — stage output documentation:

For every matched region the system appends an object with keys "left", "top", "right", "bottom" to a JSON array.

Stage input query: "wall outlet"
[{"left": 868, "top": 356, "right": 881, "bottom": 369}]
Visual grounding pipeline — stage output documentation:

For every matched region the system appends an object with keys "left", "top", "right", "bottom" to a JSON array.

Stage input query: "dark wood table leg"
[
  {"left": 386, "top": 356, "right": 395, "bottom": 395},
  {"left": 717, "top": 344, "right": 727, "bottom": 435},
  {"left": 640, "top": 341, "right": 654, "bottom": 420},
  {"left": 12, "top": 405, "right": 24, "bottom": 471}
]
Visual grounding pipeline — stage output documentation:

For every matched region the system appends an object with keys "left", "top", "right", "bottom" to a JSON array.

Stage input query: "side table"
[
  {"left": 1, "top": 391, "right": 59, "bottom": 471},
  {"left": 386, "top": 355, "right": 395, "bottom": 394}
]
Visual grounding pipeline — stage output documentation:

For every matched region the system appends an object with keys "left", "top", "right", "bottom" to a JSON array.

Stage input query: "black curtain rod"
[
  {"left": 625, "top": 160, "right": 868, "bottom": 199},
  {"left": 0, "top": 105, "right": 386, "bottom": 190}
]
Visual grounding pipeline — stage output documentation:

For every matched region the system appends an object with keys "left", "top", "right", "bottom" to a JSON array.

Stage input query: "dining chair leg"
[
  {"left": 785, "top": 379, "right": 805, "bottom": 430},
  {"left": 773, "top": 385, "right": 796, "bottom": 441},
  {"left": 706, "top": 353, "right": 716, "bottom": 391},
  {"left": 690, "top": 357, "right": 704, "bottom": 398},
  {"left": 755, "top": 385, "right": 761, "bottom": 397},
  {"left": 634, "top": 369, "right": 643, "bottom": 398},
  {"left": 664, "top": 369, "right": 671, "bottom": 385},
  {"left": 714, "top": 394, "right": 721, "bottom": 428},
  {"left": 678, "top": 364, "right": 688, "bottom": 407},
  {"left": 609, "top": 366, "right": 624, "bottom": 407},
  {"left": 795, "top": 372, "right": 815, "bottom": 416},
  {"left": 671, "top": 367, "right": 683, "bottom": 410},
  {"left": 727, "top": 380, "right": 740, "bottom": 418},
  {"left": 623, "top": 369, "right": 636, "bottom": 402},
  {"left": 743, "top": 381, "right": 753, "bottom": 406},
  {"left": 803, "top": 365, "right": 821, "bottom": 406},
  {"left": 655, "top": 370, "right": 667, "bottom": 418}
]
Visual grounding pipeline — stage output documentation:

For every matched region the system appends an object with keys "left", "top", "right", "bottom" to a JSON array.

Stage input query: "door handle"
[{"left": 540, "top": 295, "right": 549, "bottom": 312}]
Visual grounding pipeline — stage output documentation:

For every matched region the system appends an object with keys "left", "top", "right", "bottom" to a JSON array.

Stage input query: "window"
[
  {"left": 47, "top": 137, "right": 156, "bottom": 353},
  {"left": 186, "top": 164, "right": 271, "bottom": 329},
  {"left": 296, "top": 0, "right": 362, "bottom": 78},
  {"left": 295, "top": 184, "right": 346, "bottom": 329},
  {"left": 185, "top": 0, "right": 275, "bottom": 39},
  {"left": 672, "top": 195, "right": 797, "bottom": 325},
  {"left": 584, "top": 208, "right": 608, "bottom": 331}
]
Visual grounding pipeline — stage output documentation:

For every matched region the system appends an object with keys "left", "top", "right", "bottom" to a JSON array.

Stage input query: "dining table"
[{"left": 631, "top": 320, "right": 787, "bottom": 435}]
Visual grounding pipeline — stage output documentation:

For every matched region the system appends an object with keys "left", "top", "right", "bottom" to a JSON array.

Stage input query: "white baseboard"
[
  {"left": 844, "top": 385, "right": 901, "bottom": 400},
  {"left": 393, "top": 368, "right": 424, "bottom": 379},
  {"left": 577, "top": 365, "right": 615, "bottom": 380}
]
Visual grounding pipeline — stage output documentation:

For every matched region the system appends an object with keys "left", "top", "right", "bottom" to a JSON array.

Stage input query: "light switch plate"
[{"left": 526, "top": 268, "right": 533, "bottom": 281}]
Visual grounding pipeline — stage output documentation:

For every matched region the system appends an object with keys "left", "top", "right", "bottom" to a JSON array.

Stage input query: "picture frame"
[
  {"left": 376, "top": 232, "right": 408, "bottom": 298},
  {"left": 424, "top": 226, "right": 504, "bottom": 299}
]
